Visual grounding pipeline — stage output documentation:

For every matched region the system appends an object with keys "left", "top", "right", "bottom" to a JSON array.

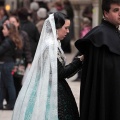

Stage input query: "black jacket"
[
  {"left": 15, "top": 30, "right": 32, "bottom": 64},
  {"left": 75, "top": 19, "right": 120, "bottom": 120},
  {"left": 0, "top": 37, "right": 16, "bottom": 62},
  {"left": 20, "top": 20, "right": 40, "bottom": 57}
]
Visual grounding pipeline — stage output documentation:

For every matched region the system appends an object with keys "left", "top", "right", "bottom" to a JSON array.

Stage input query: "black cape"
[{"left": 75, "top": 19, "right": 120, "bottom": 120}]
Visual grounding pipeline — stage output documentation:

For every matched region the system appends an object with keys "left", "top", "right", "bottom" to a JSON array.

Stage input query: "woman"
[
  {"left": 0, "top": 7, "right": 8, "bottom": 43},
  {"left": 12, "top": 12, "right": 83, "bottom": 119},
  {"left": 9, "top": 15, "right": 32, "bottom": 97},
  {"left": 9, "top": 15, "right": 32, "bottom": 66},
  {"left": 0, "top": 23, "right": 22, "bottom": 110}
]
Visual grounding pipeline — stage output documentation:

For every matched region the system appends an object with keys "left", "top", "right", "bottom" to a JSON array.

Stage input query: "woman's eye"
[{"left": 65, "top": 27, "right": 69, "bottom": 30}]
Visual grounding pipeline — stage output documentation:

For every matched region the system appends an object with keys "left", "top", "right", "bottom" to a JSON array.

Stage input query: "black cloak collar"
[{"left": 75, "top": 19, "right": 120, "bottom": 55}]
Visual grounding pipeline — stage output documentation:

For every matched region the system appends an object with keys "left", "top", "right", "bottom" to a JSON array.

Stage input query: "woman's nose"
[{"left": 67, "top": 29, "right": 69, "bottom": 33}]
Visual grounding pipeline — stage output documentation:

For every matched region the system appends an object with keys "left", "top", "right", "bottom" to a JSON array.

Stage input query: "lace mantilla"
[
  {"left": 57, "top": 40, "right": 66, "bottom": 66},
  {"left": 12, "top": 14, "right": 58, "bottom": 120}
]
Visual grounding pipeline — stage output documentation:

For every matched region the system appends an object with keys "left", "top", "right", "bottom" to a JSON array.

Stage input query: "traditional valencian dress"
[{"left": 12, "top": 13, "right": 82, "bottom": 120}]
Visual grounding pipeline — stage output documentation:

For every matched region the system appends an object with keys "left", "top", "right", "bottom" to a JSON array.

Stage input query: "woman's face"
[
  {"left": 2, "top": 25, "right": 9, "bottom": 37},
  {"left": 9, "top": 17, "right": 19, "bottom": 28},
  {"left": 57, "top": 19, "right": 70, "bottom": 40},
  {"left": 0, "top": 9, "right": 4, "bottom": 20}
]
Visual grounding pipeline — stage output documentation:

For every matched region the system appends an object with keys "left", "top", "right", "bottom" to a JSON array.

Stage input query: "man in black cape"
[{"left": 75, "top": 0, "right": 120, "bottom": 120}]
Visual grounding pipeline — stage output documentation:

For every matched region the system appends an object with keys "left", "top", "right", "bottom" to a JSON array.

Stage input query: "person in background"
[
  {"left": 12, "top": 12, "right": 84, "bottom": 120},
  {"left": 53, "top": 0, "right": 67, "bottom": 14},
  {"left": 17, "top": 7, "right": 40, "bottom": 58},
  {"left": 30, "top": 1, "right": 39, "bottom": 24},
  {"left": 63, "top": 0, "right": 74, "bottom": 40},
  {"left": 36, "top": 7, "right": 48, "bottom": 35},
  {"left": 82, "top": 3, "right": 93, "bottom": 22},
  {"left": 37, "top": 1, "right": 49, "bottom": 12},
  {"left": 75, "top": 0, "right": 120, "bottom": 119},
  {"left": 0, "top": 7, "right": 9, "bottom": 105},
  {"left": 0, "top": 7, "right": 9, "bottom": 43},
  {"left": 79, "top": 17, "right": 92, "bottom": 38},
  {"left": 9, "top": 15, "right": 32, "bottom": 98},
  {"left": 0, "top": 22, "right": 22, "bottom": 110}
]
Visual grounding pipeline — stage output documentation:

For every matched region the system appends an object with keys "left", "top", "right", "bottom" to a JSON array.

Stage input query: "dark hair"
[
  {"left": 102, "top": 0, "right": 120, "bottom": 15},
  {"left": 54, "top": 12, "right": 70, "bottom": 29},
  {"left": 17, "top": 8, "right": 31, "bottom": 20},
  {"left": 82, "top": 4, "right": 93, "bottom": 21},
  {"left": 9, "top": 15, "right": 21, "bottom": 29},
  {"left": 63, "top": 0, "right": 74, "bottom": 19},
  {"left": 5, "top": 23, "right": 23, "bottom": 49}
]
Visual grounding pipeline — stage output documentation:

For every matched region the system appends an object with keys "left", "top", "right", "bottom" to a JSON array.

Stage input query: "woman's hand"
[
  {"left": 27, "top": 63, "right": 32, "bottom": 68},
  {"left": 77, "top": 55, "right": 84, "bottom": 61}
]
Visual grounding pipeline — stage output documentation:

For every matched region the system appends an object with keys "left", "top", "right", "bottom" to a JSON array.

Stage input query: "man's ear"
[{"left": 103, "top": 10, "right": 108, "bottom": 18}]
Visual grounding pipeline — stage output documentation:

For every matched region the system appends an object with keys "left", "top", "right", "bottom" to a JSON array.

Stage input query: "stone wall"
[
  {"left": 70, "top": 0, "right": 101, "bottom": 40},
  {"left": 70, "top": 0, "right": 92, "bottom": 40}
]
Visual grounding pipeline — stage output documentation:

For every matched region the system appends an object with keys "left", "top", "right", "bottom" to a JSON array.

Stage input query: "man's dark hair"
[
  {"left": 54, "top": 12, "right": 70, "bottom": 29},
  {"left": 102, "top": 0, "right": 120, "bottom": 15},
  {"left": 17, "top": 8, "right": 31, "bottom": 20}
]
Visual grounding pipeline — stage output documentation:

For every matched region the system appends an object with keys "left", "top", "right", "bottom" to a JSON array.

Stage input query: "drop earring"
[{"left": 56, "top": 30, "right": 59, "bottom": 39}]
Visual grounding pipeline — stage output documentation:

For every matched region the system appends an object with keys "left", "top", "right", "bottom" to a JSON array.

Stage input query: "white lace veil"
[{"left": 12, "top": 14, "right": 58, "bottom": 120}]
